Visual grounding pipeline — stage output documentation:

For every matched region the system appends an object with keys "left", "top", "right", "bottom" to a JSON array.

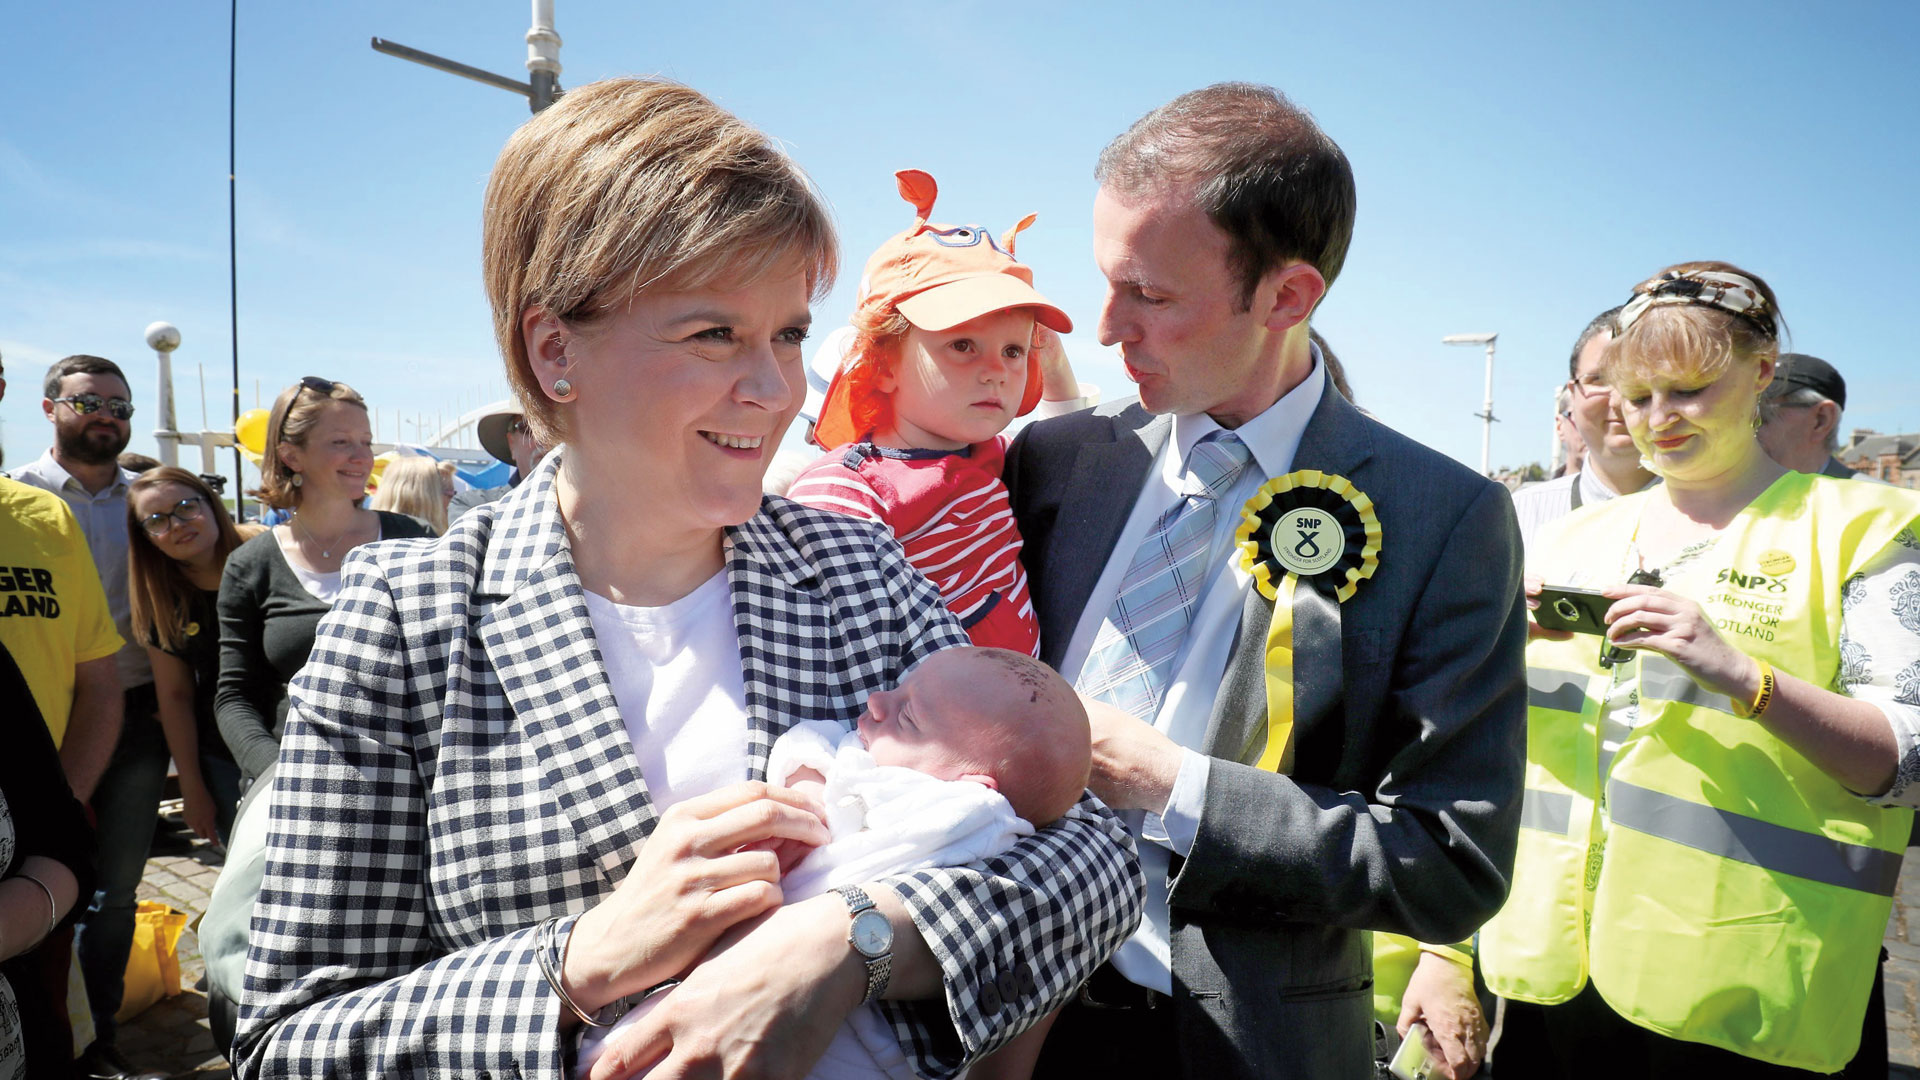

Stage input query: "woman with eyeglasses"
[
  {"left": 213, "top": 378, "right": 433, "bottom": 785},
  {"left": 1480, "top": 261, "right": 1920, "bottom": 1078},
  {"left": 126, "top": 467, "right": 262, "bottom": 845}
]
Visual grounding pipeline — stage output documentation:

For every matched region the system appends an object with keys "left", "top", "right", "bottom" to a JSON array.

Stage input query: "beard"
[{"left": 56, "top": 421, "right": 130, "bottom": 466}]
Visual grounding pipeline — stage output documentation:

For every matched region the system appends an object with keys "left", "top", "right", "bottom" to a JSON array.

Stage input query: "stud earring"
[
  {"left": 552, "top": 378, "right": 575, "bottom": 401},
  {"left": 291, "top": 473, "right": 304, "bottom": 488}
]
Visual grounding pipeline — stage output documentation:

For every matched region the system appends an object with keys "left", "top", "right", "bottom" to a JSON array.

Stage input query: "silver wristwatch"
[{"left": 835, "top": 884, "right": 893, "bottom": 1004}]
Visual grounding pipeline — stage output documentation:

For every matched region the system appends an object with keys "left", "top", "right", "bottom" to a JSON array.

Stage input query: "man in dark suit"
[{"left": 1010, "top": 83, "right": 1528, "bottom": 1079}]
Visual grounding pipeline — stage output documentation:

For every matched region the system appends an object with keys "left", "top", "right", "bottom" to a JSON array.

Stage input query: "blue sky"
[{"left": 5, "top": 1, "right": 1916, "bottom": 481}]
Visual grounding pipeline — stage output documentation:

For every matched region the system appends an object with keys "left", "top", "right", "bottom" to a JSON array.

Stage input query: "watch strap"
[{"left": 834, "top": 885, "right": 892, "bottom": 1004}]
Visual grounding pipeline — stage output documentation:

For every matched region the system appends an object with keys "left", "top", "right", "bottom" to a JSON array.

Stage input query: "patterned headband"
[{"left": 1615, "top": 269, "right": 1777, "bottom": 338}]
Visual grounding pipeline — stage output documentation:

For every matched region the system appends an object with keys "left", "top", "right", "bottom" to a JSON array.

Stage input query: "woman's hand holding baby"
[
  {"left": 560, "top": 781, "right": 831, "bottom": 1020},
  {"left": 736, "top": 771, "right": 830, "bottom": 876},
  {"left": 589, "top": 887, "right": 942, "bottom": 1080}
]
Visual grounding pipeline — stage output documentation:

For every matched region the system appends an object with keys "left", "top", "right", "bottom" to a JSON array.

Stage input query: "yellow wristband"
[
  {"left": 1418, "top": 942, "right": 1476, "bottom": 971},
  {"left": 1733, "top": 659, "right": 1775, "bottom": 719}
]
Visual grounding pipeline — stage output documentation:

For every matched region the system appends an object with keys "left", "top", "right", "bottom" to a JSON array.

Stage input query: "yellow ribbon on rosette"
[{"left": 1233, "top": 469, "right": 1382, "bottom": 773}]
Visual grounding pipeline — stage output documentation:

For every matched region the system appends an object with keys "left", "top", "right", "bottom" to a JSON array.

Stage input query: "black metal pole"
[{"left": 228, "top": 0, "right": 244, "bottom": 520}]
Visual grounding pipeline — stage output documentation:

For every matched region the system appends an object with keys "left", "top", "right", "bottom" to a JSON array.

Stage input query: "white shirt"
[
  {"left": 582, "top": 570, "right": 751, "bottom": 816},
  {"left": 1058, "top": 350, "right": 1327, "bottom": 992},
  {"left": 8, "top": 451, "right": 150, "bottom": 688},
  {"left": 1510, "top": 468, "right": 1658, "bottom": 551}
]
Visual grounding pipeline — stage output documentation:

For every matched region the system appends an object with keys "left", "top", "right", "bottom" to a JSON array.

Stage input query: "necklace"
[{"left": 293, "top": 511, "right": 357, "bottom": 559}]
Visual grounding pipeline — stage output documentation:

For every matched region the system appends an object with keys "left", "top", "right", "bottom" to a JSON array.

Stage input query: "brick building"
[{"left": 1839, "top": 429, "right": 1920, "bottom": 488}]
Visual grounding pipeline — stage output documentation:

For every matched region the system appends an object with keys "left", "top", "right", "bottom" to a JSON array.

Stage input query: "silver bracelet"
[
  {"left": 14, "top": 873, "right": 58, "bottom": 941},
  {"left": 535, "top": 916, "right": 616, "bottom": 1028}
]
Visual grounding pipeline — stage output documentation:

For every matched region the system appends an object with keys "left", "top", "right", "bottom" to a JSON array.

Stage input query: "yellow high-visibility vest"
[{"left": 1480, "top": 470, "right": 1920, "bottom": 1071}]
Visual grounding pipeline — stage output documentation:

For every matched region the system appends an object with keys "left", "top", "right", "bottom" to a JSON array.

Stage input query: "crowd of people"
[
  {"left": 2, "top": 74, "right": 1917, "bottom": 1080},
  {"left": 0, "top": 356, "right": 534, "bottom": 1077}
]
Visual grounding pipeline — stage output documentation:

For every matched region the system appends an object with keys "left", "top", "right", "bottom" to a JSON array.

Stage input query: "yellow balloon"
[
  {"left": 235, "top": 408, "right": 270, "bottom": 456},
  {"left": 368, "top": 452, "right": 397, "bottom": 493}
]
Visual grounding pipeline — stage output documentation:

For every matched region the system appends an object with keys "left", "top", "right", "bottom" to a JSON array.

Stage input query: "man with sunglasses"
[
  {"left": 448, "top": 400, "right": 549, "bottom": 523},
  {"left": 10, "top": 355, "right": 170, "bottom": 1080},
  {"left": 1510, "top": 308, "right": 1659, "bottom": 549}
]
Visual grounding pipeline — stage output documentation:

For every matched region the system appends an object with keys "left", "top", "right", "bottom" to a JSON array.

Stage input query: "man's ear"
[
  {"left": 1256, "top": 261, "right": 1327, "bottom": 335},
  {"left": 520, "top": 305, "right": 572, "bottom": 401},
  {"left": 1811, "top": 400, "right": 1842, "bottom": 441},
  {"left": 959, "top": 772, "right": 999, "bottom": 791}
]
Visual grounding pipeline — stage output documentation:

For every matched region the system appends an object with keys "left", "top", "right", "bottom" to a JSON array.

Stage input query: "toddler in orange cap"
[{"left": 788, "top": 170, "right": 1084, "bottom": 656}]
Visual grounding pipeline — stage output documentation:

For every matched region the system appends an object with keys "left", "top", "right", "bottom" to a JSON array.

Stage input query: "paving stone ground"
[{"left": 114, "top": 800, "right": 1920, "bottom": 1079}]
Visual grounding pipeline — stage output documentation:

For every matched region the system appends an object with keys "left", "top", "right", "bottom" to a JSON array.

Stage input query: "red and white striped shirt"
[{"left": 787, "top": 437, "right": 1039, "bottom": 656}]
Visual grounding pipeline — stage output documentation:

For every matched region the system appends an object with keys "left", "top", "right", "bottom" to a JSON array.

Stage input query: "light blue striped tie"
[{"left": 1078, "top": 431, "right": 1253, "bottom": 721}]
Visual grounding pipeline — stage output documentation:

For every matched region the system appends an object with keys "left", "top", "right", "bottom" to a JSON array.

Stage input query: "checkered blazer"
[{"left": 231, "top": 453, "right": 1142, "bottom": 1080}]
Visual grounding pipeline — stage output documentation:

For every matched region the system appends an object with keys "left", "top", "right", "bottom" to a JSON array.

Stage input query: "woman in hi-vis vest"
[{"left": 1479, "top": 260, "right": 1920, "bottom": 1079}]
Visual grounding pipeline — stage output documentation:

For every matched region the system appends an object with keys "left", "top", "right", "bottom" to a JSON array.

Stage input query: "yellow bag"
[{"left": 116, "top": 901, "right": 189, "bottom": 1022}]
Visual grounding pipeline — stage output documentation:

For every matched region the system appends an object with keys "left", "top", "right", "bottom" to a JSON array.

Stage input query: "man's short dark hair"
[
  {"left": 1568, "top": 306, "right": 1623, "bottom": 379},
  {"left": 44, "top": 355, "right": 129, "bottom": 400},
  {"left": 1096, "top": 82, "right": 1356, "bottom": 310}
]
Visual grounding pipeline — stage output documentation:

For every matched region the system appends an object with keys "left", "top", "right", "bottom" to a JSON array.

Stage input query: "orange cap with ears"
[{"left": 814, "top": 170, "right": 1072, "bottom": 448}]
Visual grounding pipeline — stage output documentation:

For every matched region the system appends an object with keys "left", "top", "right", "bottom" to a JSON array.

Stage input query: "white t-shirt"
[{"left": 582, "top": 570, "right": 752, "bottom": 818}]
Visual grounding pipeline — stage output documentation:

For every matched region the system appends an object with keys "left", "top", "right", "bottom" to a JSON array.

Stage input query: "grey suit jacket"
[{"left": 1006, "top": 388, "right": 1528, "bottom": 1079}]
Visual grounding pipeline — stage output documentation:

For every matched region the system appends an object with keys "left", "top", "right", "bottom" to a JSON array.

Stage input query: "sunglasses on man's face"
[
  {"left": 54, "top": 394, "right": 136, "bottom": 421},
  {"left": 138, "top": 496, "right": 208, "bottom": 537}
]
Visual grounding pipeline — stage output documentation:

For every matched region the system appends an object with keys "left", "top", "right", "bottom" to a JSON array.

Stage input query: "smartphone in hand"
[
  {"left": 1532, "top": 585, "right": 1612, "bottom": 636},
  {"left": 1388, "top": 1023, "right": 1435, "bottom": 1080}
]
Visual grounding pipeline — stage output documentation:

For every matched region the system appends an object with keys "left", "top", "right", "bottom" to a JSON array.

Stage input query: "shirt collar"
[
  {"left": 1169, "top": 340, "right": 1328, "bottom": 481},
  {"left": 26, "top": 449, "right": 133, "bottom": 498},
  {"left": 1577, "top": 464, "right": 1659, "bottom": 505}
]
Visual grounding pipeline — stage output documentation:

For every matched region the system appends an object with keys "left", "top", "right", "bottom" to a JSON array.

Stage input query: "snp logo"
[{"left": 1714, "top": 567, "right": 1789, "bottom": 595}]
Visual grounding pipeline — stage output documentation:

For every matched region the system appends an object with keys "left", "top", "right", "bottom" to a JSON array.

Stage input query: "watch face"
[{"left": 850, "top": 909, "right": 893, "bottom": 958}]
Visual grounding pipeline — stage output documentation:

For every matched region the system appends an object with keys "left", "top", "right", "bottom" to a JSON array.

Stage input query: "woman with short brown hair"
[{"left": 234, "top": 78, "right": 1139, "bottom": 1080}]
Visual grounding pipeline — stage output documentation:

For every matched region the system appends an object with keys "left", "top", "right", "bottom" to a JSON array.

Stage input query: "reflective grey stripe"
[
  {"left": 1638, "top": 655, "right": 1728, "bottom": 711},
  {"left": 1527, "top": 667, "right": 1588, "bottom": 713},
  {"left": 1519, "top": 789, "right": 1575, "bottom": 834},
  {"left": 1608, "top": 780, "right": 1904, "bottom": 897}
]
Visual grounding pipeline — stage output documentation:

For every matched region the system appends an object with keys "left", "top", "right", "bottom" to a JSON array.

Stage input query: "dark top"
[
  {"left": 0, "top": 641, "right": 95, "bottom": 917},
  {"left": 155, "top": 587, "right": 233, "bottom": 765},
  {"left": 215, "top": 512, "right": 432, "bottom": 780},
  {"left": 1, "top": 640, "right": 96, "bottom": 1073}
]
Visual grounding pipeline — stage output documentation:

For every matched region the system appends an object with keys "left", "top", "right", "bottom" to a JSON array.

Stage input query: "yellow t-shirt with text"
[{"left": 0, "top": 477, "right": 124, "bottom": 744}]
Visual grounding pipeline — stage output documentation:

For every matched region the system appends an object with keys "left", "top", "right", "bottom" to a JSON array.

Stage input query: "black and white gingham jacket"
[{"left": 232, "top": 454, "right": 1142, "bottom": 1079}]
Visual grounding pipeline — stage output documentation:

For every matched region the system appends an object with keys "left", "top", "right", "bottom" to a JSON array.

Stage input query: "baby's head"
[
  {"left": 857, "top": 647, "right": 1091, "bottom": 826},
  {"left": 813, "top": 169, "right": 1072, "bottom": 452}
]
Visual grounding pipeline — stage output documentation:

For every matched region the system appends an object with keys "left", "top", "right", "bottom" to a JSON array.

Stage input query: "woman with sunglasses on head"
[
  {"left": 1480, "top": 261, "right": 1920, "bottom": 1078},
  {"left": 127, "top": 467, "right": 262, "bottom": 846},
  {"left": 214, "top": 379, "right": 433, "bottom": 785}
]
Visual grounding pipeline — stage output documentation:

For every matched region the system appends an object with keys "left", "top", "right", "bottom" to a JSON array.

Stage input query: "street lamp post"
[
  {"left": 146, "top": 321, "right": 183, "bottom": 467},
  {"left": 1443, "top": 332, "right": 1499, "bottom": 476},
  {"left": 373, "top": 0, "right": 564, "bottom": 113}
]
